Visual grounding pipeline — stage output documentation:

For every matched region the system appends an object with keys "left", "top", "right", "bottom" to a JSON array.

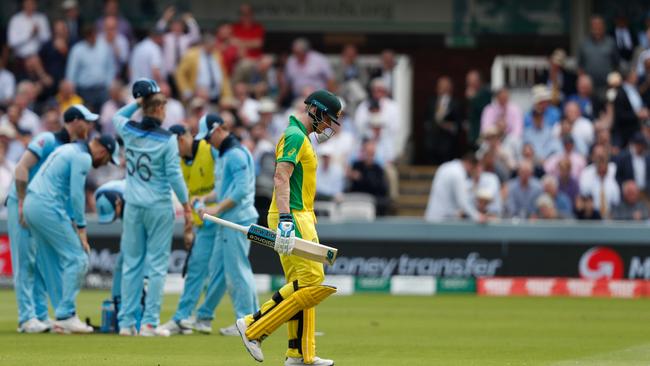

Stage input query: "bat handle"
[{"left": 202, "top": 214, "right": 249, "bottom": 233}]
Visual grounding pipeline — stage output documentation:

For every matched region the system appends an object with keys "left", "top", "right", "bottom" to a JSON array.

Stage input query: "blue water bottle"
[{"left": 100, "top": 299, "right": 115, "bottom": 333}]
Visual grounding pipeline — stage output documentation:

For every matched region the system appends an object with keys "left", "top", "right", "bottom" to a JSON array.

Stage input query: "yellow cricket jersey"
[
  {"left": 181, "top": 139, "right": 216, "bottom": 226},
  {"left": 269, "top": 115, "right": 318, "bottom": 214}
]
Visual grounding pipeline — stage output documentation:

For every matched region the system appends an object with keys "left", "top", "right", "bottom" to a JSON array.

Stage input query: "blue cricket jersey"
[
  {"left": 27, "top": 142, "right": 91, "bottom": 228},
  {"left": 96, "top": 179, "right": 126, "bottom": 196},
  {"left": 112, "top": 103, "right": 188, "bottom": 207}
]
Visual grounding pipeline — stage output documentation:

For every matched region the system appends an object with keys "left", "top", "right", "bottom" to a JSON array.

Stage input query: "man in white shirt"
[
  {"left": 100, "top": 16, "right": 130, "bottom": 74},
  {"left": 7, "top": 0, "right": 50, "bottom": 59},
  {"left": 425, "top": 152, "right": 485, "bottom": 222},
  {"left": 579, "top": 145, "right": 620, "bottom": 219},
  {"left": 0, "top": 62, "right": 15, "bottom": 108},
  {"left": 316, "top": 145, "right": 345, "bottom": 201},
  {"left": 156, "top": 7, "right": 200, "bottom": 79},
  {"left": 553, "top": 101, "right": 594, "bottom": 152},
  {"left": 129, "top": 30, "right": 164, "bottom": 84},
  {"left": 354, "top": 79, "right": 402, "bottom": 157}
]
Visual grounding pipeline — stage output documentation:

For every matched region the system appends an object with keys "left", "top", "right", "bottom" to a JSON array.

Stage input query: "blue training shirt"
[
  {"left": 27, "top": 142, "right": 91, "bottom": 228},
  {"left": 112, "top": 103, "right": 188, "bottom": 207}
]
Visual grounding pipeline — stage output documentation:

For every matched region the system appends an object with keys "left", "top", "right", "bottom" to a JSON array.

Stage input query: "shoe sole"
[{"left": 236, "top": 319, "right": 263, "bottom": 362}]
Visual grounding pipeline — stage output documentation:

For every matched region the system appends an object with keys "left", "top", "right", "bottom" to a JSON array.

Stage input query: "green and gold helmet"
[{"left": 304, "top": 89, "right": 342, "bottom": 126}]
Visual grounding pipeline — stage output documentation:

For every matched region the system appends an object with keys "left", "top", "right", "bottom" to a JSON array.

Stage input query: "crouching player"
[
  {"left": 236, "top": 90, "right": 341, "bottom": 366},
  {"left": 160, "top": 122, "right": 218, "bottom": 335},
  {"left": 23, "top": 135, "right": 120, "bottom": 333}
]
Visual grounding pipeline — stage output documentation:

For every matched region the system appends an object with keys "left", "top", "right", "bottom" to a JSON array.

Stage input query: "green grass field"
[{"left": 1, "top": 290, "right": 650, "bottom": 365}]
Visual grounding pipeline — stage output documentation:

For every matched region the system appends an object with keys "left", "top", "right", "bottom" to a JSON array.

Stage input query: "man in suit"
[
  {"left": 612, "top": 68, "right": 649, "bottom": 148},
  {"left": 615, "top": 132, "right": 650, "bottom": 197},
  {"left": 423, "top": 76, "right": 462, "bottom": 165}
]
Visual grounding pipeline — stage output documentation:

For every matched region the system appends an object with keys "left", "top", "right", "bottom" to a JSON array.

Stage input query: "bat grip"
[{"left": 202, "top": 214, "right": 248, "bottom": 233}]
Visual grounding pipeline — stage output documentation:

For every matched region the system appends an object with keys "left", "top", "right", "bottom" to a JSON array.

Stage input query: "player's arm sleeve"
[
  {"left": 164, "top": 137, "right": 189, "bottom": 204},
  {"left": 224, "top": 149, "right": 251, "bottom": 204},
  {"left": 70, "top": 154, "right": 92, "bottom": 228},
  {"left": 276, "top": 132, "right": 304, "bottom": 165},
  {"left": 112, "top": 102, "right": 139, "bottom": 135}
]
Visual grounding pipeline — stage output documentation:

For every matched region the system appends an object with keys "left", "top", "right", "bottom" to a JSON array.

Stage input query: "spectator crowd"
[
  {"left": 426, "top": 14, "right": 650, "bottom": 223},
  {"left": 0, "top": 0, "right": 401, "bottom": 218}
]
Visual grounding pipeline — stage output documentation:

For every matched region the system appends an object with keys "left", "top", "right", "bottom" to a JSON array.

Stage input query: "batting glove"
[{"left": 274, "top": 213, "right": 295, "bottom": 255}]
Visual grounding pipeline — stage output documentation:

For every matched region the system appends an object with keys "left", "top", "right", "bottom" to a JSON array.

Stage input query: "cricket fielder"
[
  {"left": 236, "top": 90, "right": 341, "bottom": 366},
  {"left": 23, "top": 136, "right": 120, "bottom": 333},
  {"left": 112, "top": 79, "right": 193, "bottom": 337},
  {"left": 159, "top": 122, "right": 218, "bottom": 335},
  {"left": 7, "top": 104, "right": 97, "bottom": 333},
  {"left": 192, "top": 115, "right": 259, "bottom": 336}
]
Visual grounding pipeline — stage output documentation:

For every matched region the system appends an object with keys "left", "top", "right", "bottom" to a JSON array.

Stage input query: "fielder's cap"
[
  {"left": 168, "top": 124, "right": 187, "bottom": 136},
  {"left": 304, "top": 89, "right": 342, "bottom": 124},
  {"left": 132, "top": 78, "right": 161, "bottom": 99},
  {"left": 95, "top": 190, "right": 121, "bottom": 223},
  {"left": 62, "top": 0, "right": 78, "bottom": 9},
  {"left": 64, "top": 104, "right": 99, "bottom": 123},
  {"left": 97, "top": 134, "right": 120, "bottom": 165},
  {"left": 195, "top": 113, "right": 224, "bottom": 140}
]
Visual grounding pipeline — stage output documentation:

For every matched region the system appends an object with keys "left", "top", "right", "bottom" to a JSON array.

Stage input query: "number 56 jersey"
[{"left": 112, "top": 103, "right": 188, "bottom": 207}]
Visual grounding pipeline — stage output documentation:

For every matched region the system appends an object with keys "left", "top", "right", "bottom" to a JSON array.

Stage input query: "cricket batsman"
[
  {"left": 23, "top": 135, "right": 120, "bottom": 333},
  {"left": 236, "top": 90, "right": 341, "bottom": 366},
  {"left": 112, "top": 79, "right": 193, "bottom": 337},
  {"left": 192, "top": 114, "right": 259, "bottom": 336},
  {"left": 7, "top": 104, "right": 97, "bottom": 333},
  {"left": 159, "top": 122, "right": 219, "bottom": 335}
]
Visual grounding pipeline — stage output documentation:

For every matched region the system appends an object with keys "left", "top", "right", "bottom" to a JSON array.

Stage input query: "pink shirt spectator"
[
  {"left": 544, "top": 151, "right": 586, "bottom": 180},
  {"left": 285, "top": 50, "right": 333, "bottom": 97},
  {"left": 480, "top": 101, "right": 523, "bottom": 138}
]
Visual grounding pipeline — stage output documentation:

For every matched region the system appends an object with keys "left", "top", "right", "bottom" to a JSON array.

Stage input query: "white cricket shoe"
[
  {"left": 236, "top": 318, "right": 264, "bottom": 362},
  {"left": 119, "top": 326, "right": 137, "bottom": 336},
  {"left": 285, "top": 356, "right": 334, "bottom": 366},
  {"left": 139, "top": 324, "right": 170, "bottom": 337},
  {"left": 160, "top": 319, "right": 193, "bottom": 335},
  {"left": 53, "top": 316, "right": 94, "bottom": 334},
  {"left": 219, "top": 323, "right": 238, "bottom": 336},
  {"left": 193, "top": 319, "right": 212, "bottom": 334},
  {"left": 178, "top": 317, "right": 195, "bottom": 329},
  {"left": 17, "top": 318, "right": 49, "bottom": 333},
  {"left": 39, "top": 318, "right": 54, "bottom": 331}
]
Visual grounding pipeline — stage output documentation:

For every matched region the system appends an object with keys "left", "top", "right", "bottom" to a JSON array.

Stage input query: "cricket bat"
[{"left": 202, "top": 214, "right": 338, "bottom": 265}]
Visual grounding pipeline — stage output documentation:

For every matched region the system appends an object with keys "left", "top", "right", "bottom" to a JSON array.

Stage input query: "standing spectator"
[
  {"left": 283, "top": 38, "right": 334, "bottom": 101},
  {"left": 553, "top": 101, "right": 595, "bottom": 151},
  {"left": 66, "top": 25, "right": 115, "bottom": 113},
  {"left": 480, "top": 87, "right": 523, "bottom": 139},
  {"left": 100, "top": 16, "right": 130, "bottom": 79},
  {"left": 348, "top": 140, "right": 390, "bottom": 216},
  {"left": 423, "top": 76, "right": 462, "bottom": 165},
  {"left": 505, "top": 160, "right": 543, "bottom": 218},
  {"left": 523, "top": 108, "right": 561, "bottom": 162},
  {"left": 334, "top": 44, "right": 368, "bottom": 116},
  {"left": 315, "top": 145, "right": 345, "bottom": 202},
  {"left": 95, "top": 0, "right": 133, "bottom": 41},
  {"left": 130, "top": 29, "right": 164, "bottom": 84},
  {"left": 579, "top": 145, "right": 620, "bottom": 219},
  {"left": 7, "top": 0, "right": 51, "bottom": 60},
  {"left": 425, "top": 151, "right": 484, "bottom": 222},
  {"left": 578, "top": 15, "right": 619, "bottom": 95},
  {"left": 99, "top": 79, "right": 125, "bottom": 135},
  {"left": 612, "top": 68, "right": 648, "bottom": 148},
  {"left": 0, "top": 59, "right": 15, "bottom": 109},
  {"left": 156, "top": 7, "right": 200, "bottom": 85},
  {"left": 38, "top": 19, "right": 70, "bottom": 100},
  {"left": 369, "top": 49, "right": 396, "bottom": 94},
  {"left": 465, "top": 70, "right": 492, "bottom": 145},
  {"left": 638, "top": 58, "right": 650, "bottom": 107},
  {"left": 232, "top": 3, "right": 265, "bottom": 60},
  {"left": 635, "top": 29, "right": 650, "bottom": 78},
  {"left": 567, "top": 74, "right": 598, "bottom": 120},
  {"left": 614, "top": 132, "right": 650, "bottom": 196},
  {"left": 558, "top": 157, "right": 580, "bottom": 205},
  {"left": 354, "top": 79, "right": 401, "bottom": 155},
  {"left": 544, "top": 135, "right": 586, "bottom": 181},
  {"left": 637, "top": 13, "right": 650, "bottom": 50},
  {"left": 533, "top": 194, "right": 559, "bottom": 220},
  {"left": 524, "top": 85, "right": 561, "bottom": 129},
  {"left": 175, "top": 33, "right": 232, "bottom": 104},
  {"left": 62, "top": 0, "right": 81, "bottom": 44},
  {"left": 611, "top": 180, "right": 649, "bottom": 220},
  {"left": 541, "top": 174, "right": 573, "bottom": 218},
  {"left": 215, "top": 24, "right": 240, "bottom": 77},
  {"left": 611, "top": 14, "right": 637, "bottom": 65},
  {"left": 538, "top": 49, "right": 576, "bottom": 105}
]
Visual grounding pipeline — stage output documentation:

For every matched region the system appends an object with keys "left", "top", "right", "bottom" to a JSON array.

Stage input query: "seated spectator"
[
  {"left": 0, "top": 137, "right": 14, "bottom": 216},
  {"left": 611, "top": 180, "right": 650, "bottom": 220},
  {"left": 99, "top": 80, "right": 125, "bottom": 135},
  {"left": 156, "top": 6, "right": 200, "bottom": 85},
  {"left": 544, "top": 135, "right": 586, "bottom": 180},
  {"left": 558, "top": 157, "right": 580, "bottom": 205},
  {"left": 574, "top": 193, "right": 602, "bottom": 220},
  {"left": 523, "top": 108, "right": 561, "bottom": 162},
  {"left": 41, "top": 108, "right": 62, "bottom": 132},
  {"left": 614, "top": 132, "right": 650, "bottom": 196},
  {"left": 520, "top": 143, "right": 546, "bottom": 178},
  {"left": 480, "top": 87, "right": 523, "bottom": 139},
  {"left": 553, "top": 101, "right": 594, "bottom": 153},
  {"left": 506, "top": 160, "right": 543, "bottom": 218},
  {"left": 7, "top": 0, "right": 51, "bottom": 61},
  {"left": 348, "top": 139, "right": 390, "bottom": 216},
  {"left": 95, "top": 0, "right": 133, "bottom": 41},
  {"left": 422, "top": 76, "right": 462, "bottom": 165},
  {"left": 365, "top": 113, "right": 395, "bottom": 166},
  {"left": 532, "top": 194, "right": 559, "bottom": 220},
  {"left": 7, "top": 128, "right": 32, "bottom": 164},
  {"left": 100, "top": 15, "right": 130, "bottom": 79},
  {"left": 233, "top": 54, "right": 277, "bottom": 98},
  {"left": 3, "top": 90, "right": 40, "bottom": 134},
  {"left": 567, "top": 74, "right": 599, "bottom": 120},
  {"left": 579, "top": 145, "right": 620, "bottom": 219},
  {"left": 478, "top": 128, "right": 516, "bottom": 182},
  {"left": 474, "top": 188, "right": 500, "bottom": 220},
  {"left": 130, "top": 29, "right": 164, "bottom": 84},
  {"left": 175, "top": 33, "right": 232, "bottom": 103},
  {"left": 234, "top": 82, "right": 260, "bottom": 126},
  {"left": 0, "top": 59, "right": 15, "bottom": 109},
  {"left": 541, "top": 174, "right": 573, "bottom": 218},
  {"left": 38, "top": 19, "right": 69, "bottom": 100},
  {"left": 55, "top": 79, "right": 83, "bottom": 112},
  {"left": 470, "top": 156, "right": 502, "bottom": 217},
  {"left": 524, "top": 85, "right": 561, "bottom": 129},
  {"left": 316, "top": 145, "right": 345, "bottom": 202},
  {"left": 282, "top": 38, "right": 334, "bottom": 101},
  {"left": 425, "top": 150, "right": 484, "bottom": 222},
  {"left": 612, "top": 67, "right": 648, "bottom": 148},
  {"left": 465, "top": 70, "right": 492, "bottom": 145},
  {"left": 232, "top": 3, "right": 265, "bottom": 60},
  {"left": 355, "top": 78, "right": 401, "bottom": 157}
]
